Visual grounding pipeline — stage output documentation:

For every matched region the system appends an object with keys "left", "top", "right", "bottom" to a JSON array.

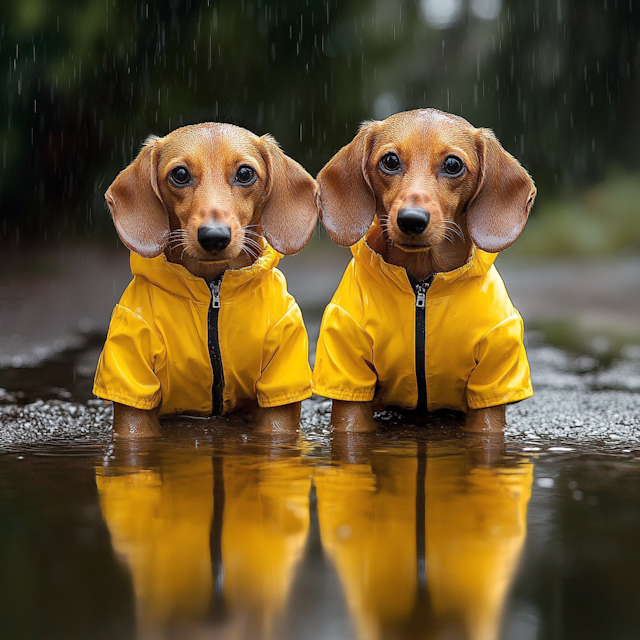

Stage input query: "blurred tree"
[{"left": 0, "top": 0, "right": 638, "bottom": 244}]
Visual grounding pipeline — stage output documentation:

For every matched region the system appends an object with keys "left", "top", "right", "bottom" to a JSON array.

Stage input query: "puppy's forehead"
[
  {"left": 375, "top": 109, "right": 477, "bottom": 151},
  {"left": 160, "top": 123, "right": 261, "bottom": 158}
]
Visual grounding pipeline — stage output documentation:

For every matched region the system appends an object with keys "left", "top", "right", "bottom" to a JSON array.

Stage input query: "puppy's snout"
[
  {"left": 397, "top": 207, "right": 430, "bottom": 236},
  {"left": 197, "top": 224, "right": 232, "bottom": 252}
]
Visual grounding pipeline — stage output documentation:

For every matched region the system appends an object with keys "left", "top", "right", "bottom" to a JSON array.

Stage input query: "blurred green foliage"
[
  {"left": 513, "top": 171, "right": 640, "bottom": 256},
  {"left": 0, "top": 0, "right": 639, "bottom": 245}
]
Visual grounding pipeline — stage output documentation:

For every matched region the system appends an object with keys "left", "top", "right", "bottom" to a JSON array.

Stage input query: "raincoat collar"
[
  {"left": 352, "top": 224, "right": 497, "bottom": 294},
  {"left": 130, "top": 240, "right": 283, "bottom": 301}
]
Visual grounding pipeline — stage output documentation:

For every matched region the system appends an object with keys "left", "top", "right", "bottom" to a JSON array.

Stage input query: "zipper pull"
[
  {"left": 409, "top": 273, "right": 434, "bottom": 308},
  {"left": 415, "top": 283, "right": 426, "bottom": 308},
  {"left": 209, "top": 276, "right": 222, "bottom": 309}
]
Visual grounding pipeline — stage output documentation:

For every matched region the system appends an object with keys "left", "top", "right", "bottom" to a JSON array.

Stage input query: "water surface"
[{"left": 1, "top": 419, "right": 638, "bottom": 640}]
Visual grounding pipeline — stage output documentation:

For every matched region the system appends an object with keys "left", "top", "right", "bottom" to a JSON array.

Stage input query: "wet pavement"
[
  {"left": 1, "top": 242, "right": 639, "bottom": 450},
  {"left": 2, "top": 242, "right": 640, "bottom": 368},
  {"left": 1, "top": 341, "right": 640, "bottom": 451}
]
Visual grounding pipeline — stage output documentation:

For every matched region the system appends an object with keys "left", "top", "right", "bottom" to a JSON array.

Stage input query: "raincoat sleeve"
[
  {"left": 466, "top": 312, "right": 533, "bottom": 409},
  {"left": 312, "top": 303, "right": 377, "bottom": 402},
  {"left": 256, "top": 303, "right": 312, "bottom": 407},
  {"left": 93, "top": 304, "right": 166, "bottom": 410}
]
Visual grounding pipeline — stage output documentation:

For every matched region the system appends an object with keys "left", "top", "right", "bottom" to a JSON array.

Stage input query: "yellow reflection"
[
  {"left": 95, "top": 441, "right": 312, "bottom": 639},
  {"left": 315, "top": 438, "right": 533, "bottom": 640},
  {"left": 96, "top": 452, "right": 214, "bottom": 633},
  {"left": 221, "top": 451, "right": 311, "bottom": 636}
]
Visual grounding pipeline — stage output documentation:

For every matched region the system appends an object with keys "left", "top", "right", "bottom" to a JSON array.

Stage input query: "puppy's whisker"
[
  {"left": 168, "top": 234, "right": 188, "bottom": 246},
  {"left": 243, "top": 229, "right": 264, "bottom": 240},
  {"left": 442, "top": 220, "right": 465, "bottom": 241},
  {"left": 243, "top": 236, "right": 263, "bottom": 249},
  {"left": 242, "top": 245, "right": 259, "bottom": 261},
  {"left": 243, "top": 235, "right": 263, "bottom": 254},
  {"left": 168, "top": 233, "right": 189, "bottom": 248},
  {"left": 243, "top": 246, "right": 260, "bottom": 261},
  {"left": 243, "top": 237, "right": 264, "bottom": 254},
  {"left": 450, "top": 227, "right": 465, "bottom": 242}
]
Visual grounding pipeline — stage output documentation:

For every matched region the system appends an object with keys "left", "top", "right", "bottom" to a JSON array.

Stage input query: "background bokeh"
[
  {"left": 1, "top": 0, "right": 640, "bottom": 253},
  {"left": 1, "top": 0, "right": 640, "bottom": 367}
]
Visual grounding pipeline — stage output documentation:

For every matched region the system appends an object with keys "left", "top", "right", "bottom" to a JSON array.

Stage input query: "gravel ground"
[
  {"left": 1, "top": 343, "right": 639, "bottom": 452},
  {"left": 1, "top": 246, "right": 639, "bottom": 452}
]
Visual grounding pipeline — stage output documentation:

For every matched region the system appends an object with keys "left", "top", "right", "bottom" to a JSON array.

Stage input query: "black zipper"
[
  {"left": 408, "top": 273, "right": 434, "bottom": 410},
  {"left": 207, "top": 275, "right": 225, "bottom": 416}
]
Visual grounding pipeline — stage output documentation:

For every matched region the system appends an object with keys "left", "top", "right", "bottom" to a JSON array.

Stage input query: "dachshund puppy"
[
  {"left": 93, "top": 123, "right": 319, "bottom": 438},
  {"left": 313, "top": 109, "right": 536, "bottom": 433}
]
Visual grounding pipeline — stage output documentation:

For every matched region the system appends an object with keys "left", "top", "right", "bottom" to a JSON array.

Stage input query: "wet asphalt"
[
  {"left": 0, "top": 243, "right": 639, "bottom": 451},
  {"left": 1, "top": 341, "right": 639, "bottom": 451}
]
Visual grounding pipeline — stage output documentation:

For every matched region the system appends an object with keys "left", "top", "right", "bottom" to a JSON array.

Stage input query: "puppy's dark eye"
[
  {"left": 235, "top": 165, "right": 257, "bottom": 185},
  {"left": 443, "top": 156, "right": 465, "bottom": 176},
  {"left": 170, "top": 166, "right": 191, "bottom": 186},
  {"left": 380, "top": 153, "right": 402, "bottom": 174}
]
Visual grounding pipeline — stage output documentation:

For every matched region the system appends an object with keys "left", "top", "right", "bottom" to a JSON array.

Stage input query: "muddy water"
[{"left": 1, "top": 422, "right": 639, "bottom": 640}]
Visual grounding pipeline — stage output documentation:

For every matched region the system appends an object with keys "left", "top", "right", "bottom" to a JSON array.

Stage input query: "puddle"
[
  {"left": 1, "top": 428, "right": 639, "bottom": 640},
  {"left": 1, "top": 335, "right": 639, "bottom": 638}
]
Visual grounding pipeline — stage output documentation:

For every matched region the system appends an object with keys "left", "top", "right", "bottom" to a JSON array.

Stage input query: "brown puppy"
[
  {"left": 315, "top": 109, "right": 536, "bottom": 432},
  {"left": 97, "top": 123, "right": 318, "bottom": 438}
]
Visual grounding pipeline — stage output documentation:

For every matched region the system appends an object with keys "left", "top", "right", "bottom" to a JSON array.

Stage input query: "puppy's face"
[
  {"left": 365, "top": 111, "right": 481, "bottom": 253},
  {"left": 106, "top": 123, "right": 318, "bottom": 277},
  {"left": 156, "top": 125, "right": 270, "bottom": 269},
  {"left": 317, "top": 109, "right": 536, "bottom": 256}
]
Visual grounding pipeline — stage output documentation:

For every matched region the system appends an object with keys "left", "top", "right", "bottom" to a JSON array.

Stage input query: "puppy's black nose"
[
  {"left": 397, "top": 207, "right": 430, "bottom": 235},
  {"left": 198, "top": 224, "right": 232, "bottom": 252}
]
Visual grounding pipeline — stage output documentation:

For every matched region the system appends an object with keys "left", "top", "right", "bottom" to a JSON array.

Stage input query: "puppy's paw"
[
  {"left": 252, "top": 403, "right": 301, "bottom": 435},
  {"left": 329, "top": 400, "right": 376, "bottom": 433}
]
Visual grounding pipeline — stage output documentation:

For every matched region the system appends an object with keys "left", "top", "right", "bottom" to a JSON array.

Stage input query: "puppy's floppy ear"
[
  {"left": 466, "top": 129, "right": 537, "bottom": 253},
  {"left": 258, "top": 135, "right": 319, "bottom": 255},
  {"left": 105, "top": 135, "right": 169, "bottom": 258},
  {"left": 317, "top": 121, "right": 379, "bottom": 246}
]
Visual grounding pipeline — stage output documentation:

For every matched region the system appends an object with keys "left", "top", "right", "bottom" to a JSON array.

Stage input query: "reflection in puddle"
[
  {"left": 97, "top": 438, "right": 313, "bottom": 639},
  {"left": 316, "top": 441, "right": 531, "bottom": 640},
  {"left": 93, "top": 433, "right": 532, "bottom": 639}
]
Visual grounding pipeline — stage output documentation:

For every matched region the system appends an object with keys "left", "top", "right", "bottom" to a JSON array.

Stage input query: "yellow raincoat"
[
  {"left": 313, "top": 226, "right": 532, "bottom": 411},
  {"left": 93, "top": 244, "right": 312, "bottom": 416}
]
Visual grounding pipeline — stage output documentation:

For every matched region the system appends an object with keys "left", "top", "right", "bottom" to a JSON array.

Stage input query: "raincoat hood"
[
  {"left": 129, "top": 242, "right": 283, "bottom": 301},
  {"left": 351, "top": 225, "right": 498, "bottom": 295}
]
